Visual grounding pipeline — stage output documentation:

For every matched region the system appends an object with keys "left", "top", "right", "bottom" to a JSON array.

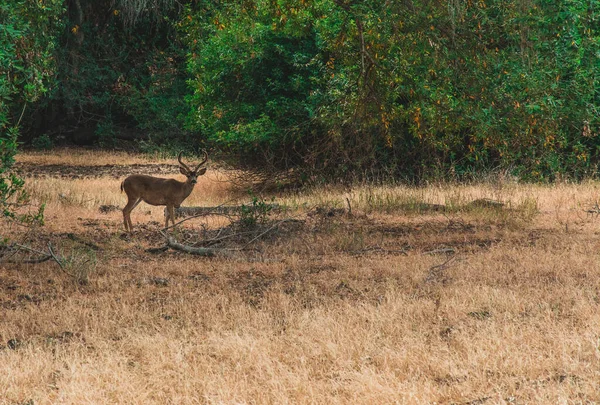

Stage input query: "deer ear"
[
  {"left": 179, "top": 167, "right": 189, "bottom": 176},
  {"left": 197, "top": 167, "right": 207, "bottom": 176}
]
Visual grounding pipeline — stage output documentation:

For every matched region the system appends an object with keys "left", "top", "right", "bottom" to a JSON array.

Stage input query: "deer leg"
[
  {"left": 123, "top": 197, "right": 141, "bottom": 232},
  {"left": 132, "top": 198, "right": 143, "bottom": 210},
  {"left": 164, "top": 205, "right": 177, "bottom": 229},
  {"left": 130, "top": 198, "right": 143, "bottom": 231},
  {"left": 169, "top": 206, "right": 176, "bottom": 227},
  {"left": 165, "top": 205, "right": 172, "bottom": 229}
]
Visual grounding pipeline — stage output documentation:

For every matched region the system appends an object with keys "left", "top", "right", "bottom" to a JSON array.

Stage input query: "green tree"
[
  {"left": 0, "top": 0, "right": 63, "bottom": 219},
  {"left": 39, "top": 0, "right": 191, "bottom": 149},
  {"left": 183, "top": 0, "right": 324, "bottom": 172},
  {"left": 183, "top": 0, "right": 600, "bottom": 182}
]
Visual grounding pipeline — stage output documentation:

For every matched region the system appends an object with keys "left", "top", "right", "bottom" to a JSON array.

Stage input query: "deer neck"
[{"left": 182, "top": 180, "right": 196, "bottom": 198}]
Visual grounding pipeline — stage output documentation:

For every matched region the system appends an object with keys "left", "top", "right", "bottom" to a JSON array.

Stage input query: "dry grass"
[
  {"left": 16, "top": 148, "right": 174, "bottom": 166},
  {"left": 2, "top": 149, "right": 600, "bottom": 404}
]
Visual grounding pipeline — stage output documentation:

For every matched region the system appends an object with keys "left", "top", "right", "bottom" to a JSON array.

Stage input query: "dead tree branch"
[
  {"left": 160, "top": 233, "right": 238, "bottom": 258},
  {"left": 1, "top": 242, "right": 93, "bottom": 283},
  {"left": 1, "top": 243, "right": 53, "bottom": 264},
  {"left": 47, "top": 244, "right": 66, "bottom": 270}
]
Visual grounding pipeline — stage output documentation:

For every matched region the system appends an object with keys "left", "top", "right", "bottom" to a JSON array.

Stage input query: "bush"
[
  {"left": 182, "top": 0, "right": 600, "bottom": 183},
  {"left": 239, "top": 192, "right": 276, "bottom": 229},
  {"left": 32, "top": 134, "right": 54, "bottom": 151}
]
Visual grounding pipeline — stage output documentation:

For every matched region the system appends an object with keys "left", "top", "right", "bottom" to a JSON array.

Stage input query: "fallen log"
[{"left": 158, "top": 230, "right": 238, "bottom": 258}]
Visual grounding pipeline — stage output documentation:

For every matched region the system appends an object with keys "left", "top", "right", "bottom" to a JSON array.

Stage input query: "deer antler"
[
  {"left": 178, "top": 151, "right": 192, "bottom": 172},
  {"left": 193, "top": 150, "right": 209, "bottom": 172}
]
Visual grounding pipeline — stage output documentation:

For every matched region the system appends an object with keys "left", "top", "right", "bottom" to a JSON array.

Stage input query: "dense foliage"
[
  {"left": 37, "top": 0, "right": 191, "bottom": 149},
  {"left": 3, "top": 0, "right": 600, "bottom": 183},
  {"left": 0, "top": 0, "right": 63, "bottom": 219},
  {"left": 184, "top": 0, "right": 600, "bottom": 181}
]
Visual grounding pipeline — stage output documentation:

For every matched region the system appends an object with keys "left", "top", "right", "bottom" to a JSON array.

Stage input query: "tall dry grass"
[
  {"left": 1, "top": 149, "right": 600, "bottom": 404},
  {"left": 16, "top": 148, "right": 175, "bottom": 166}
]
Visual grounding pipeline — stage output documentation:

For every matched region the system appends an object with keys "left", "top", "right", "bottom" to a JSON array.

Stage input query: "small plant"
[
  {"left": 1, "top": 172, "right": 45, "bottom": 225},
  {"left": 17, "top": 203, "right": 45, "bottom": 226},
  {"left": 31, "top": 134, "right": 53, "bottom": 150},
  {"left": 239, "top": 191, "right": 275, "bottom": 228},
  {"left": 60, "top": 246, "right": 97, "bottom": 285}
]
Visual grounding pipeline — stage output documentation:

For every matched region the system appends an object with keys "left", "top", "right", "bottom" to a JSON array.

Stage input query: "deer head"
[{"left": 178, "top": 150, "right": 208, "bottom": 185}]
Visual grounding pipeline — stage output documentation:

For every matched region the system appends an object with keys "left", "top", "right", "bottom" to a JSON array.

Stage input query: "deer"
[{"left": 120, "top": 151, "right": 208, "bottom": 232}]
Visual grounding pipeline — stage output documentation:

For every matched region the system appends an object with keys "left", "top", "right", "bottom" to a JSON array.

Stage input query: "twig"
[
  {"left": 1, "top": 243, "right": 78, "bottom": 279},
  {"left": 1, "top": 243, "right": 51, "bottom": 264},
  {"left": 20, "top": 256, "right": 54, "bottom": 264},
  {"left": 429, "top": 256, "right": 456, "bottom": 272},
  {"left": 585, "top": 202, "right": 600, "bottom": 217},
  {"left": 47, "top": 243, "right": 65, "bottom": 270},
  {"left": 353, "top": 245, "right": 408, "bottom": 256},
  {"left": 16, "top": 102, "right": 27, "bottom": 128},
  {"left": 1, "top": 251, "right": 53, "bottom": 264},
  {"left": 424, "top": 256, "right": 458, "bottom": 284},
  {"left": 161, "top": 210, "right": 238, "bottom": 232},
  {"left": 241, "top": 218, "right": 297, "bottom": 248},
  {"left": 161, "top": 200, "right": 246, "bottom": 232},
  {"left": 195, "top": 229, "right": 258, "bottom": 247},
  {"left": 146, "top": 245, "right": 169, "bottom": 254},
  {"left": 423, "top": 247, "right": 456, "bottom": 255},
  {"left": 162, "top": 211, "right": 211, "bottom": 232},
  {"left": 65, "top": 233, "right": 101, "bottom": 250}
]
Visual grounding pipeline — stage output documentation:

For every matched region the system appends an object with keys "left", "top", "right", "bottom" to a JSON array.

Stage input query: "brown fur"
[{"left": 121, "top": 154, "right": 207, "bottom": 232}]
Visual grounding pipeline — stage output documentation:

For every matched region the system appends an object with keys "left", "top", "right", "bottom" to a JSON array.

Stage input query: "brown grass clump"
[{"left": 1, "top": 149, "right": 600, "bottom": 404}]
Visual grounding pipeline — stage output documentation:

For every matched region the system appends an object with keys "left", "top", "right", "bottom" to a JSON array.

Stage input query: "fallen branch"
[
  {"left": 164, "top": 235, "right": 237, "bottom": 258},
  {"left": 1, "top": 243, "right": 53, "bottom": 264},
  {"left": 158, "top": 230, "right": 237, "bottom": 258},
  {"left": 424, "top": 256, "right": 458, "bottom": 284},
  {"left": 47, "top": 243, "right": 66, "bottom": 270},
  {"left": 146, "top": 245, "right": 169, "bottom": 254}
]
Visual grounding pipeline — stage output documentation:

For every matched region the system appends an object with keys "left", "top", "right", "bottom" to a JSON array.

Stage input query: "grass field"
[{"left": 2, "top": 148, "right": 600, "bottom": 404}]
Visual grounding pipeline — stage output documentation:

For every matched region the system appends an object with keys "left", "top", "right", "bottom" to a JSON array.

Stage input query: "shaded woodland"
[{"left": 2, "top": 0, "right": 600, "bottom": 188}]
